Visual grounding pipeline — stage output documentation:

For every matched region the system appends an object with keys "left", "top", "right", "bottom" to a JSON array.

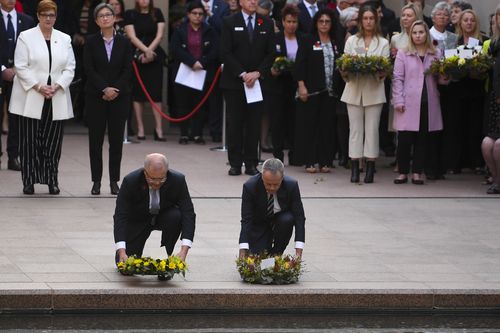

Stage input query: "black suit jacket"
[
  {"left": 239, "top": 174, "right": 305, "bottom": 244},
  {"left": 170, "top": 21, "right": 219, "bottom": 85},
  {"left": 294, "top": 32, "right": 343, "bottom": 96},
  {"left": 114, "top": 168, "right": 196, "bottom": 244},
  {"left": 207, "top": 0, "right": 230, "bottom": 34},
  {"left": 0, "top": 11, "right": 35, "bottom": 69},
  {"left": 219, "top": 12, "right": 276, "bottom": 91},
  {"left": 83, "top": 33, "right": 133, "bottom": 96},
  {"left": 297, "top": 1, "right": 325, "bottom": 34}
]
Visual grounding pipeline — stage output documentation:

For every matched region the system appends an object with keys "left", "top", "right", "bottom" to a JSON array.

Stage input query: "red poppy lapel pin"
[{"left": 257, "top": 18, "right": 263, "bottom": 26}]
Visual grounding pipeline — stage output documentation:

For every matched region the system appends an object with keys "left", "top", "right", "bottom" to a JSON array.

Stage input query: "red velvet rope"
[{"left": 132, "top": 61, "right": 222, "bottom": 123}]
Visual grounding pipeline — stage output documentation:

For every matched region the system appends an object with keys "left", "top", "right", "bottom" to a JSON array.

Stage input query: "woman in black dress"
[{"left": 124, "top": 0, "right": 166, "bottom": 141}]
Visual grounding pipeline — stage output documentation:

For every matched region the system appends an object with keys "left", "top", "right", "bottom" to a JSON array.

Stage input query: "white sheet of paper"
[
  {"left": 444, "top": 48, "right": 458, "bottom": 59},
  {"left": 174, "top": 63, "right": 206, "bottom": 91},
  {"left": 260, "top": 258, "right": 275, "bottom": 270},
  {"left": 467, "top": 37, "right": 479, "bottom": 48},
  {"left": 459, "top": 48, "right": 473, "bottom": 59},
  {"left": 244, "top": 79, "right": 263, "bottom": 104}
]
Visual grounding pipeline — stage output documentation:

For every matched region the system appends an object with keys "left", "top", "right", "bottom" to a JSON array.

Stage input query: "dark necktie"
[
  {"left": 247, "top": 15, "right": 253, "bottom": 43},
  {"left": 7, "top": 14, "right": 15, "bottom": 63},
  {"left": 266, "top": 194, "right": 274, "bottom": 218},
  {"left": 150, "top": 189, "right": 160, "bottom": 225}
]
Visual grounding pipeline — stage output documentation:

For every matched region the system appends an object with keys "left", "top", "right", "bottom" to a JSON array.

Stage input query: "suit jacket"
[
  {"left": 83, "top": 32, "right": 133, "bottom": 97},
  {"left": 9, "top": 26, "right": 75, "bottom": 120},
  {"left": 392, "top": 49, "right": 443, "bottom": 132},
  {"left": 340, "top": 34, "right": 390, "bottom": 106},
  {"left": 114, "top": 168, "right": 196, "bottom": 244},
  {"left": 219, "top": 12, "right": 276, "bottom": 91},
  {"left": 206, "top": 0, "right": 230, "bottom": 34},
  {"left": 239, "top": 174, "right": 305, "bottom": 245},
  {"left": 0, "top": 11, "right": 35, "bottom": 69},
  {"left": 170, "top": 21, "right": 219, "bottom": 85},
  {"left": 297, "top": 1, "right": 325, "bottom": 34},
  {"left": 294, "top": 32, "right": 342, "bottom": 95}
]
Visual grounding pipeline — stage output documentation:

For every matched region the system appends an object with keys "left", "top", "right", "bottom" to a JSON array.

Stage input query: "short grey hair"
[
  {"left": 262, "top": 158, "right": 284, "bottom": 176},
  {"left": 144, "top": 153, "right": 169, "bottom": 172},
  {"left": 339, "top": 6, "right": 359, "bottom": 27},
  {"left": 258, "top": 0, "right": 273, "bottom": 13},
  {"left": 431, "top": 1, "right": 450, "bottom": 18},
  {"left": 94, "top": 3, "right": 115, "bottom": 20},
  {"left": 451, "top": 0, "right": 472, "bottom": 11}
]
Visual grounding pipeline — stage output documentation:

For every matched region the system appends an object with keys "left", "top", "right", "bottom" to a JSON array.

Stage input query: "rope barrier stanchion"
[
  {"left": 209, "top": 98, "right": 228, "bottom": 152},
  {"left": 132, "top": 61, "right": 222, "bottom": 123},
  {"left": 123, "top": 120, "right": 131, "bottom": 144}
]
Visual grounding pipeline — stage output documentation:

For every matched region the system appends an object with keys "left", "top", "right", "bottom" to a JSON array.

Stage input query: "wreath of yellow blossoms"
[
  {"left": 117, "top": 255, "right": 187, "bottom": 280},
  {"left": 426, "top": 53, "right": 494, "bottom": 80},
  {"left": 336, "top": 54, "right": 393, "bottom": 76},
  {"left": 236, "top": 253, "right": 303, "bottom": 285}
]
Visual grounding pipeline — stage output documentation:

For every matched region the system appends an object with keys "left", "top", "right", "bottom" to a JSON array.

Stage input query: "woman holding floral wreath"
[{"left": 340, "top": 5, "right": 390, "bottom": 184}]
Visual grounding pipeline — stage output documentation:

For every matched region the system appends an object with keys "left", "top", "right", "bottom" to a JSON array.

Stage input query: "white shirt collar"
[
  {"left": 1, "top": 8, "right": 17, "bottom": 33},
  {"left": 241, "top": 11, "right": 255, "bottom": 24},
  {"left": 430, "top": 26, "right": 447, "bottom": 41}
]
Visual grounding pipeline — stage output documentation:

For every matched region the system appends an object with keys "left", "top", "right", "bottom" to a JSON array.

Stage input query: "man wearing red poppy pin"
[{"left": 220, "top": 0, "right": 276, "bottom": 176}]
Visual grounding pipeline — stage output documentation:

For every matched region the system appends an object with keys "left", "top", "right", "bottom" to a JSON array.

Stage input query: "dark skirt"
[{"left": 132, "top": 58, "right": 163, "bottom": 103}]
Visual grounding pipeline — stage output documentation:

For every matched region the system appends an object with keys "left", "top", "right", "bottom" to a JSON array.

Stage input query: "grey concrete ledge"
[{"left": 1, "top": 289, "right": 500, "bottom": 313}]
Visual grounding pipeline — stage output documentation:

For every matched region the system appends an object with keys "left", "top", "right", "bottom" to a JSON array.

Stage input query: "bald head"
[{"left": 144, "top": 153, "right": 169, "bottom": 173}]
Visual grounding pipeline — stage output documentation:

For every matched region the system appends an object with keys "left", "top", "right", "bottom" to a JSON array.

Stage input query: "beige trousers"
[{"left": 347, "top": 103, "right": 383, "bottom": 159}]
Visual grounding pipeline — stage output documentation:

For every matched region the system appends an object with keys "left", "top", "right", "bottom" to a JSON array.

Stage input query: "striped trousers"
[{"left": 19, "top": 100, "right": 64, "bottom": 186}]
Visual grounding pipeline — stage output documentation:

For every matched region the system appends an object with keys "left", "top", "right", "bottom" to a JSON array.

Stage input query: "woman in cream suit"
[
  {"left": 340, "top": 5, "right": 390, "bottom": 184},
  {"left": 9, "top": 0, "right": 75, "bottom": 195}
]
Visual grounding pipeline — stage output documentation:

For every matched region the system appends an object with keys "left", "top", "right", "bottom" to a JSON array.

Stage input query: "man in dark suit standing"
[
  {"left": 220, "top": 0, "right": 275, "bottom": 176},
  {"left": 297, "top": 0, "right": 324, "bottom": 33},
  {"left": 0, "top": 0, "right": 35, "bottom": 171},
  {"left": 114, "top": 153, "right": 196, "bottom": 264},
  {"left": 238, "top": 158, "right": 305, "bottom": 258},
  {"left": 203, "top": 0, "right": 230, "bottom": 34}
]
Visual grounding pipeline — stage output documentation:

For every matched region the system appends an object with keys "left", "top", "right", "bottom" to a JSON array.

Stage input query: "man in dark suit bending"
[
  {"left": 220, "top": 0, "right": 275, "bottom": 176},
  {"left": 238, "top": 158, "right": 305, "bottom": 259},
  {"left": 114, "top": 153, "right": 196, "bottom": 264}
]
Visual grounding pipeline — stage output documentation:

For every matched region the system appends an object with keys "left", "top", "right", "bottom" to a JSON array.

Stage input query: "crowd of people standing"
[{"left": 1, "top": 0, "right": 500, "bottom": 195}]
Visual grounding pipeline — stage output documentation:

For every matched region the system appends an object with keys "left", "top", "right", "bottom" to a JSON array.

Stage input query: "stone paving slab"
[{"left": 0, "top": 131, "right": 499, "bottom": 312}]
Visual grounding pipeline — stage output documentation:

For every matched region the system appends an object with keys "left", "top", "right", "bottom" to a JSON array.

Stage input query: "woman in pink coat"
[{"left": 392, "top": 20, "right": 447, "bottom": 185}]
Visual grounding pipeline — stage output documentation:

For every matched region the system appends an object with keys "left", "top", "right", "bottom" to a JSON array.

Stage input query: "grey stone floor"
[{"left": 0, "top": 127, "right": 499, "bottom": 307}]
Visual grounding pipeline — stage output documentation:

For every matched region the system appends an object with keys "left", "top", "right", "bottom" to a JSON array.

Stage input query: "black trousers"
[
  {"left": 1, "top": 81, "right": 20, "bottom": 159},
  {"left": 249, "top": 211, "right": 295, "bottom": 256},
  {"left": 396, "top": 101, "right": 429, "bottom": 174},
  {"left": 269, "top": 79, "right": 296, "bottom": 163},
  {"left": 19, "top": 100, "right": 63, "bottom": 186},
  {"left": 295, "top": 92, "right": 336, "bottom": 167},
  {"left": 223, "top": 89, "right": 262, "bottom": 168},
  {"left": 86, "top": 94, "right": 128, "bottom": 182},
  {"left": 126, "top": 207, "right": 182, "bottom": 257}
]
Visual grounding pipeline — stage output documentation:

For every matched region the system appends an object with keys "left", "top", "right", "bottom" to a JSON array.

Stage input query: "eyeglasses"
[
  {"left": 318, "top": 19, "right": 331, "bottom": 24},
  {"left": 39, "top": 13, "right": 56, "bottom": 20},
  {"left": 190, "top": 11, "right": 204, "bottom": 16},
  {"left": 97, "top": 13, "right": 114, "bottom": 19},
  {"left": 144, "top": 170, "right": 167, "bottom": 184}
]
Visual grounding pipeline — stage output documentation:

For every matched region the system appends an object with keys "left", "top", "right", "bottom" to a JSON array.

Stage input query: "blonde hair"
[
  {"left": 456, "top": 9, "right": 482, "bottom": 42},
  {"left": 400, "top": 3, "right": 423, "bottom": 32},
  {"left": 406, "top": 20, "right": 436, "bottom": 54}
]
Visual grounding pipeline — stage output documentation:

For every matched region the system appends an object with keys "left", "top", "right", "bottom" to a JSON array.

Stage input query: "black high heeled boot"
[
  {"left": 364, "top": 161, "right": 375, "bottom": 183},
  {"left": 350, "top": 160, "right": 360, "bottom": 183}
]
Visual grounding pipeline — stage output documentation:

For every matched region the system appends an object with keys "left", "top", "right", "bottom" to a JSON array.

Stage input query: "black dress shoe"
[
  {"left": 23, "top": 184, "right": 34, "bottom": 195},
  {"left": 178, "top": 137, "right": 189, "bottom": 145},
  {"left": 48, "top": 184, "right": 60, "bottom": 195},
  {"left": 193, "top": 136, "right": 205, "bottom": 145},
  {"left": 486, "top": 185, "right": 500, "bottom": 194},
  {"left": 393, "top": 177, "right": 408, "bottom": 184},
  {"left": 228, "top": 167, "right": 241, "bottom": 176},
  {"left": 110, "top": 182, "right": 120, "bottom": 195},
  {"left": 411, "top": 178, "right": 424, "bottom": 185},
  {"left": 91, "top": 181, "right": 101, "bottom": 195},
  {"left": 245, "top": 166, "right": 259, "bottom": 175},
  {"left": 8, "top": 158, "right": 21, "bottom": 171}
]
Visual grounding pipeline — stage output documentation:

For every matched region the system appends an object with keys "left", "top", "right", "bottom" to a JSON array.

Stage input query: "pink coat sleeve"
[{"left": 392, "top": 49, "right": 405, "bottom": 108}]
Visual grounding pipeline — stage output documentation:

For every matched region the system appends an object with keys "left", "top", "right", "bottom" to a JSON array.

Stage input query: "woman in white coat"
[
  {"left": 9, "top": 0, "right": 75, "bottom": 195},
  {"left": 340, "top": 5, "right": 390, "bottom": 184}
]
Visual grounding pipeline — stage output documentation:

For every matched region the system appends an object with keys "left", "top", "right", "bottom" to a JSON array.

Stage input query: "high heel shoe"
[
  {"left": 110, "top": 181, "right": 120, "bottom": 195},
  {"left": 154, "top": 130, "right": 166, "bottom": 142},
  {"left": 137, "top": 135, "right": 146, "bottom": 140},
  {"left": 91, "top": 181, "right": 101, "bottom": 195}
]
